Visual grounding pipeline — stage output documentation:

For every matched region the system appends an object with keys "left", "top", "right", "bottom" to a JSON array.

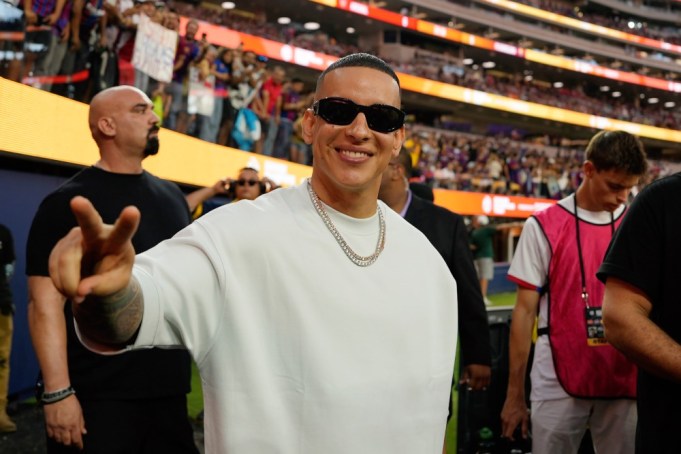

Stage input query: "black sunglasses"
[
  {"left": 312, "top": 97, "right": 405, "bottom": 133},
  {"left": 236, "top": 179, "right": 258, "bottom": 187}
]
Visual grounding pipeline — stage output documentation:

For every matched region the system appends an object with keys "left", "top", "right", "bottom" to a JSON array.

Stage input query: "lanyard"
[{"left": 574, "top": 193, "right": 614, "bottom": 308}]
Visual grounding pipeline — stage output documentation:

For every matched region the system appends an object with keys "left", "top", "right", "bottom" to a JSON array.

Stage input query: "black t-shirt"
[
  {"left": 26, "top": 167, "right": 193, "bottom": 400},
  {"left": 598, "top": 172, "right": 681, "bottom": 452}
]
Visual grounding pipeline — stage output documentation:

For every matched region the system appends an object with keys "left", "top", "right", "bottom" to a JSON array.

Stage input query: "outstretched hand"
[{"left": 49, "top": 196, "right": 140, "bottom": 304}]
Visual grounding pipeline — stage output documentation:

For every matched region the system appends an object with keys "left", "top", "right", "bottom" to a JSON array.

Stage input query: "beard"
[{"left": 144, "top": 127, "right": 160, "bottom": 156}]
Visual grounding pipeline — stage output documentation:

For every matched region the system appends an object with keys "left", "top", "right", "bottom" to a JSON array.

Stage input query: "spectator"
[
  {"left": 185, "top": 167, "right": 278, "bottom": 218},
  {"left": 228, "top": 49, "right": 264, "bottom": 151},
  {"left": 25, "top": 0, "right": 71, "bottom": 91},
  {"left": 194, "top": 45, "right": 219, "bottom": 142},
  {"left": 119, "top": 0, "right": 157, "bottom": 92},
  {"left": 213, "top": 47, "right": 235, "bottom": 146},
  {"left": 57, "top": 0, "right": 107, "bottom": 101},
  {"left": 248, "top": 54, "right": 270, "bottom": 154},
  {"left": 165, "top": 18, "right": 199, "bottom": 133},
  {"left": 227, "top": 166, "right": 276, "bottom": 202},
  {"left": 256, "top": 65, "right": 285, "bottom": 157}
]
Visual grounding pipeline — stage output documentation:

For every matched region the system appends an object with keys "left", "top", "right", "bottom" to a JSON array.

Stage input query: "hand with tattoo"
[{"left": 49, "top": 196, "right": 143, "bottom": 346}]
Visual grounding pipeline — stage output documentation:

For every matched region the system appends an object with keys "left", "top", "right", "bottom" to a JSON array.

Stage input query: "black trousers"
[{"left": 46, "top": 395, "right": 199, "bottom": 454}]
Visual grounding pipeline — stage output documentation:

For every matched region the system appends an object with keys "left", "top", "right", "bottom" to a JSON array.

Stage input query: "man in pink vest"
[{"left": 500, "top": 130, "right": 648, "bottom": 453}]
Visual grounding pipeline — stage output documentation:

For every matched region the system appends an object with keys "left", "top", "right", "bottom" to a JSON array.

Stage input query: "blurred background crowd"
[{"left": 1, "top": 0, "right": 680, "bottom": 198}]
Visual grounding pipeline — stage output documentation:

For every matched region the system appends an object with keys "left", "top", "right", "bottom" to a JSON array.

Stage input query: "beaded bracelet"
[{"left": 41, "top": 386, "right": 76, "bottom": 405}]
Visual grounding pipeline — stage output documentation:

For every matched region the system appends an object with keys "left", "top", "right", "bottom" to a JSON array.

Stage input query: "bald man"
[{"left": 26, "top": 86, "right": 199, "bottom": 453}]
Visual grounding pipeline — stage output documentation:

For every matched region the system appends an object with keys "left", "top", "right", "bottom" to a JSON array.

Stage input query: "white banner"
[
  {"left": 187, "top": 66, "right": 215, "bottom": 116},
  {"left": 132, "top": 15, "right": 178, "bottom": 83}
]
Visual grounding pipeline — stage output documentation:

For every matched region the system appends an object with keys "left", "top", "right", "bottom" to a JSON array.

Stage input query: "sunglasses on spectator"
[
  {"left": 312, "top": 97, "right": 405, "bottom": 133},
  {"left": 236, "top": 179, "right": 259, "bottom": 187}
]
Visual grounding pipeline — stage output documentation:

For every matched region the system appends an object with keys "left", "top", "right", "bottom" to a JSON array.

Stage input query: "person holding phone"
[
  {"left": 185, "top": 167, "right": 278, "bottom": 218},
  {"left": 226, "top": 167, "right": 276, "bottom": 201}
]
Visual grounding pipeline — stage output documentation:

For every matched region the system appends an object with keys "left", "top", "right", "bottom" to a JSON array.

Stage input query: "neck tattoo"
[{"left": 307, "top": 180, "right": 386, "bottom": 267}]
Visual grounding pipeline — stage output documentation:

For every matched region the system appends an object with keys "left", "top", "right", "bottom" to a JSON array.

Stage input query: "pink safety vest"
[{"left": 534, "top": 203, "right": 637, "bottom": 399}]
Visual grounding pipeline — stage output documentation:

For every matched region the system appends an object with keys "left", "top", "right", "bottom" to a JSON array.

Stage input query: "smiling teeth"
[{"left": 340, "top": 150, "right": 367, "bottom": 158}]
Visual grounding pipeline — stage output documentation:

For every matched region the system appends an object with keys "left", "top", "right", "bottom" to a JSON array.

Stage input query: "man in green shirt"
[{"left": 471, "top": 215, "right": 496, "bottom": 305}]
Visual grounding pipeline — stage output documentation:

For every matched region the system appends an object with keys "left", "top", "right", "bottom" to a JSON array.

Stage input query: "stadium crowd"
[
  {"left": 404, "top": 126, "right": 672, "bottom": 198},
  {"left": 498, "top": 0, "right": 681, "bottom": 46},
  {"left": 2, "top": 0, "right": 677, "bottom": 194},
  {"left": 169, "top": 0, "right": 680, "bottom": 132}
]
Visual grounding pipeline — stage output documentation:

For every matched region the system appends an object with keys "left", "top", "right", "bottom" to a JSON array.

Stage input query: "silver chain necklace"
[{"left": 307, "top": 180, "right": 386, "bottom": 267}]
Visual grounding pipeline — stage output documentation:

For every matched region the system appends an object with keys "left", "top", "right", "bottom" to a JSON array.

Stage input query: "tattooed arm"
[
  {"left": 73, "top": 278, "right": 144, "bottom": 347},
  {"left": 49, "top": 196, "right": 142, "bottom": 347}
]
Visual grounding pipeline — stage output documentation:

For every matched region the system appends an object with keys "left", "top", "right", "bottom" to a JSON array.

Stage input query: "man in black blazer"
[{"left": 379, "top": 148, "right": 492, "bottom": 400}]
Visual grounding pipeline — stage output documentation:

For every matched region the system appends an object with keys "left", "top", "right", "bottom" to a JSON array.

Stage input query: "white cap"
[{"left": 476, "top": 215, "right": 489, "bottom": 226}]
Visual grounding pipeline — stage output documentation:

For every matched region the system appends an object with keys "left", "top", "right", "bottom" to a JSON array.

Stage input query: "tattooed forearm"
[{"left": 73, "top": 278, "right": 144, "bottom": 346}]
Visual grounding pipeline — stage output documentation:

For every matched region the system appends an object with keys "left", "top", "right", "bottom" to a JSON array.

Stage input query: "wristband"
[{"left": 41, "top": 386, "right": 76, "bottom": 405}]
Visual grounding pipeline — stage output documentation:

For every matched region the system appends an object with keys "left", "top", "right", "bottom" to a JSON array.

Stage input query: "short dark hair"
[
  {"left": 585, "top": 130, "right": 648, "bottom": 176},
  {"left": 315, "top": 53, "right": 400, "bottom": 94}
]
